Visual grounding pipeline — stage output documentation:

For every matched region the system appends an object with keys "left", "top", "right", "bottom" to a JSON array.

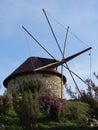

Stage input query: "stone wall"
[{"left": 8, "top": 72, "right": 64, "bottom": 98}]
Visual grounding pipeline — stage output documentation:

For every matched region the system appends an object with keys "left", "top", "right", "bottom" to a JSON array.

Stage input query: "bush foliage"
[
  {"left": 39, "top": 86, "right": 67, "bottom": 121},
  {"left": 1, "top": 78, "right": 98, "bottom": 129}
]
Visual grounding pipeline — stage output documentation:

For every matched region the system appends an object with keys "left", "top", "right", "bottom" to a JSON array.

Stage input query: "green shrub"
[
  {"left": 65, "top": 101, "right": 90, "bottom": 124},
  {"left": 34, "top": 123, "right": 49, "bottom": 130},
  {"left": 6, "top": 125, "right": 22, "bottom": 130},
  {"left": 12, "top": 80, "right": 43, "bottom": 130}
]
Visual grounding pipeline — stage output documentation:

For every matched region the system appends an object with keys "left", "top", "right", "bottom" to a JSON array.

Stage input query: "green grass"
[
  {"left": 0, "top": 114, "right": 22, "bottom": 130},
  {"left": 0, "top": 114, "right": 98, "bottom": 130},
  {"left": 0, "top": 100, "right": 98, "bottom": 130}
]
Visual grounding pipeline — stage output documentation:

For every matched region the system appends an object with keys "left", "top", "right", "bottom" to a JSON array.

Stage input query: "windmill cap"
[{"left": 3, "top": 57, "right": 66, "bottom": 88}]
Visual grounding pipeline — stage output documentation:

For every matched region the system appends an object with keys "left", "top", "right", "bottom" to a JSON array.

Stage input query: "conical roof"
[{"left": 3, "top": 57, "right": 66, "bottom": 87}]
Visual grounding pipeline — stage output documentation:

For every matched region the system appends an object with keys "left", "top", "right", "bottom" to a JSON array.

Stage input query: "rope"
[
  {"left": 23, "top": 31, "right": 32, "bottom": 57},
  {"left": 45, "top": 9, "right": 92, "bottom": 82},
  {"left": 89, "top": 50, "right": 92, "bottom": 80},
  {"left": 23, "top": 30, "right": 34, "bottom": 66},
  {"left": 45, "top": 10, "right": 90, "bottom": 48}
]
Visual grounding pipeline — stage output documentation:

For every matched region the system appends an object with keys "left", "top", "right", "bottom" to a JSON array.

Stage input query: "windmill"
[{"left": 22, "top": 9, "right": 92, "bottom": 99}]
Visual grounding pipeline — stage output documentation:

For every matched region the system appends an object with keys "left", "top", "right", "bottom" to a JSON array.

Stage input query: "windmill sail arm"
[
  {"left": 34, "top": 60, "right": 64, "bottom": 71},
  {"left": 64, "top": 47, "right": 92, "bottom": 63},
  {"left": 47, "top": 47, "right": 92, "bottom": 68},
  {"left": 34, "top": 60, "right": 60, "bottom": 71},
  {"left": 34, "top": 47, "right": 92, "bottom": 71}
]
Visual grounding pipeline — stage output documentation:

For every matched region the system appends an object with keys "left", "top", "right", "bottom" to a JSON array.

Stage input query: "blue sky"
[{"left": 0, "top": 0, "right": 98, "bottom": 98}]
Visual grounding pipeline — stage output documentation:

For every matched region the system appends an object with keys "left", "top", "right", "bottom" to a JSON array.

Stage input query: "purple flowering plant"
[{"left": 39, "top": 86, "right": 67, "bottom": 121}]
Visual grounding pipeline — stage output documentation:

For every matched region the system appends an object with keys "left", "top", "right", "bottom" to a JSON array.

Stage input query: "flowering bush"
[
  {"left": 3, "top": 94, "right": 13, "bottom": 104},
  {"left": 39, "top": 86, "right": 67, "bottom": 121},
  {"left": 2, "top": 94, "right": 13, "bottom": 114}
]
